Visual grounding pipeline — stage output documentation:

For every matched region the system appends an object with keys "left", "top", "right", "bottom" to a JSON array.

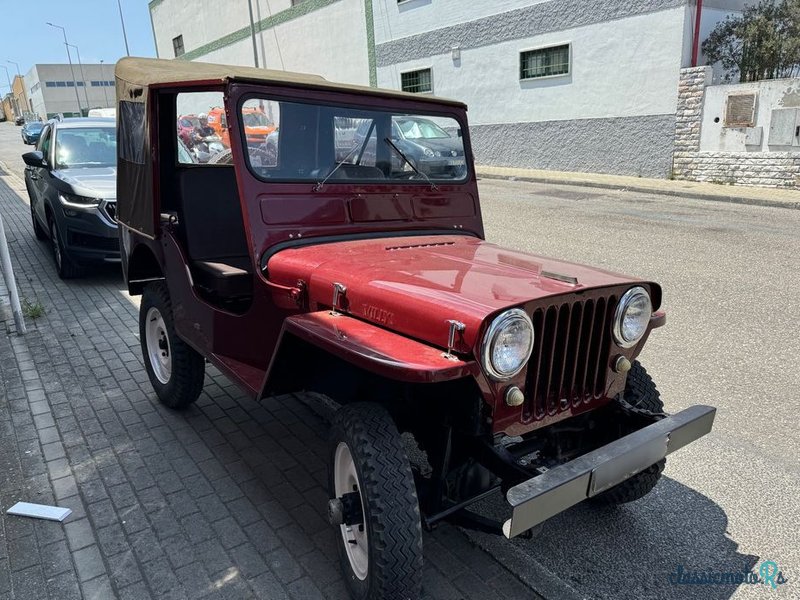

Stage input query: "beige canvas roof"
[{"left": 115, "top": 57, "right": 466, "bottom": 109}]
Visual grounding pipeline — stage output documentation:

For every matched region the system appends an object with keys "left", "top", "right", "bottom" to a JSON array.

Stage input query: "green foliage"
[
  {"left": 22, "top": 297, "right": 45, "bottom": 320},
  {"left": 702, "top": 0, "right": 800, "bottom": 82}
]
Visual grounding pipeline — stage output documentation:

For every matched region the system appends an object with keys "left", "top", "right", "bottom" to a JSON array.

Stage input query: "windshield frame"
[
  {"left": 235, "top": 89, "right": 471, "bottom": 187},
  {"left": 54, "top": 125, "right": 117, "bottom": 170}
]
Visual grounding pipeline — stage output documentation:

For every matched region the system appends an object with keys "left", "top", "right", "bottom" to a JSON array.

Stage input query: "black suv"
[{"left": 23, "top": 117, "right": 118, "bottom": 278}]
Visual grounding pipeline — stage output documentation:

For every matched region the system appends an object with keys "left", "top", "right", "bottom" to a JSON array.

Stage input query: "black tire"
[
  {"left": 48, "top": 215, "right": 81, "bottom": 279},
  {"left": 591, "top": 361, "right": 665, "bottom": 506},
  {"left": 139, "top": 282, "right": 205, "bottom": 409},
  {"left": 328, "top": 403, "right": 423, "bottom": 600}
]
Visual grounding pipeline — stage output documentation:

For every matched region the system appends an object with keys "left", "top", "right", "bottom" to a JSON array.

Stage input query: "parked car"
[
  {"left": 88, "top": 107, "right": 116, "bottom": 118},
  {"left": 14, "top": 115, "right": 25, "bottom": 126},
  {"left": 22, "top": 117, "right": 118, "bottom": 278},
  {"left": 21, "top": 121, "right": 44, "bottom": 145},
  {"left": 352, "top": 115, "right": 466, "bottom": 178},
  {"left": 116, "top": 57, "right": 715, "bottom": 600},
  {"left": 176, "top": 114, "right": 199, "bottom": 147}
]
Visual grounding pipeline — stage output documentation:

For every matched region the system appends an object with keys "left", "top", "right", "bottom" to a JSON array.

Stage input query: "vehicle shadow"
[{"left": 471, "top": 476, "right": 758, "bottom": 600}]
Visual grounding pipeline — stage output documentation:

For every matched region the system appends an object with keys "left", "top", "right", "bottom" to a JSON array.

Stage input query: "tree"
[{"left": 702, "top": 0, "right": 800, "bottom": 82}]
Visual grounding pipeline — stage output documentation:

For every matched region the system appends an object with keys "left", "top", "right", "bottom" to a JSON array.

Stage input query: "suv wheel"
[
  {"left": 30, "top": 203, "right": 47, "bottom": 241},
  {"left": 328, "top": 403, "right": 423, "bottom": 600},
  {"left": 48, "top": 216, "right": 81, "bottom": 279},
  {"left": 591, "top": 361, "right": 665, "bottom": 505},
  {"left": 140, "top": 282, "right": 205, "bottom": 409}
]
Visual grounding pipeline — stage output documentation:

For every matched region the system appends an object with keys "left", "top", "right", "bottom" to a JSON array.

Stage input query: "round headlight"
[
  {"left": 613, "top": 287, "right": 652, "bottom": 348},
  {"left": 482, "top": 309, "right": 534, "bottom": 380}
]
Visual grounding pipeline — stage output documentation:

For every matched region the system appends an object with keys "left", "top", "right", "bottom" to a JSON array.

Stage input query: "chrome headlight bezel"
[
  {"left": 481, "top": 308, "right": 535, "bottom": 381},
  {"left": 613, "top": 286, "right": 652, "bottom": 348}
]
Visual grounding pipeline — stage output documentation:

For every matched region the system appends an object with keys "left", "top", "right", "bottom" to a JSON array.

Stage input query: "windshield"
[
  {"left": 27, "top": 123, "right": 43, "bottom": 132},
  {"left": 55, "top": 127, "right": 116, "bottom": 169},
  {"left": 243, "top": 111, "right": 271, "bottom": 127},
  {"left": 396, "top": 118, "right": 449, "bottom": 140},
  {"left": 240, "top": 97, "right": 467, "bottom": 183}
]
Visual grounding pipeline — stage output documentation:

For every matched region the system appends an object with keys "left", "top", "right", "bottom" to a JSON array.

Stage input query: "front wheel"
[
  {"left": 139, "top": 283, "right": 205, "bottom": 409},
  {"left": 29, "top": 195, "right": 46, "bottom": 240},
  {"left": 328, "top": 403, "right": 423, "bottom": 600},
  {"left": 48, "top": 216, "right": 81, "bottom": 278},
  {"left": 591, "top": 361, "right": 665, "bottom": 506}
]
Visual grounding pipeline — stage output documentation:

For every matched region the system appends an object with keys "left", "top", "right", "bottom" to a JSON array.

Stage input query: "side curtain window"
[{"left": 119, "top": 100, "right": 146, "bottom": 164}]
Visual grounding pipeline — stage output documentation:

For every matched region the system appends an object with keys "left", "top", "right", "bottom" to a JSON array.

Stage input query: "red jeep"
[{"left": 115, "top": 57, "right": 715, "bottom": 600}]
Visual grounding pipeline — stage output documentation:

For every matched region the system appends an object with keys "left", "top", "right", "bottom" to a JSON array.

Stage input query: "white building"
[
  {"left": 26, "top": 64, "right": 118, "bottom": 120},
  {"left": 149, "top": 0, "right": 746, "bottom": 177}
]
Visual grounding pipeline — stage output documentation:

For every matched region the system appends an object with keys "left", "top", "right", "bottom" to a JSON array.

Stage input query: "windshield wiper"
[
  {"left": 313, "top": 142, "right": 364, "bottom": 192},
  {"left": 384, "top": 138, "right": 438, "bottom": 191}
]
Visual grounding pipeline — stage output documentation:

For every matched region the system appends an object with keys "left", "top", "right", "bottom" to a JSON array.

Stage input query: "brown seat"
[
  {"left": 176, "top": 167, "right": 253, "bottom": 299},
  {"left": 193, "top": 257, "right": 252, "bottom": 298}
]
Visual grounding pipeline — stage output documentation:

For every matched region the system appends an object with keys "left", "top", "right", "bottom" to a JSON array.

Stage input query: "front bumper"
[
  {"left": 502, "top": 404, "right": 716, "bottom": 538},
  {"left": 58, "top": 205, "right": 120, "bottom": 264}
]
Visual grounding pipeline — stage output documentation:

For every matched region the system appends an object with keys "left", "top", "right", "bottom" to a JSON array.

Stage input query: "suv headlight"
[
  {"left": 481, "top": 309, "right": 534, "bottom": 380},
  {"left": 613, "top": 287, "right": 652, "bottom": 348},
  {"left": 58, "top": 192, "right": 101, "bottom": 209}
]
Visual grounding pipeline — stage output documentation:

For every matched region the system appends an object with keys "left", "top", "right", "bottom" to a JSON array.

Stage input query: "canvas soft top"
[
  {"left": 114, "top": 57, "right": 467, "bottom": 238},
  {"left": 114, "top": 57, "right": 466, "bottom": 108}
]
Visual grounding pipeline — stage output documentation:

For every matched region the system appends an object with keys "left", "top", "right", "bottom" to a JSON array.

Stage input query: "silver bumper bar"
[{"left": 502, "top": 404, "right": 716, "bottom": 538}]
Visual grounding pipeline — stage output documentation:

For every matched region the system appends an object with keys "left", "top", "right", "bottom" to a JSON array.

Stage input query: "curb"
[{"left": 477, "top": 172, "right": 800, "bottom": 211}]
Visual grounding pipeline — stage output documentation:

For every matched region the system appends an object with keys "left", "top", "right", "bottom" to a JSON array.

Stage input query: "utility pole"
[
  {"left": 247, "top": 0, "right": 259, "bottom": 68},
  {"left": 66, "top": 43, "right": 90, "bottom": 110},
  {"left": 100, "top": 60, "right": 109, "bottom": 107},
  {"left": 117, "top": 0, "right": 131, "bottom": 56},
  {"left": 0, "top": 66, "right": 16, "bottom": 119},
  {"left": 46, "top": 23, "right": 83, "bottom": 116},
  {"left": 7, "top": 61, "right": 23, "bottom": 117}
]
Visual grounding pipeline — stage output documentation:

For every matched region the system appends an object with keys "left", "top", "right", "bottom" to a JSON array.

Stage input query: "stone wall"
[{"left": 673, "top": 67, "right": 800, "bottom": 188}]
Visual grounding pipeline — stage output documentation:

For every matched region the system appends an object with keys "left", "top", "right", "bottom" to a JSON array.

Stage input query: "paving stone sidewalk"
[{"left": 0, "top": 166, "right": 537, "bottom": 599}]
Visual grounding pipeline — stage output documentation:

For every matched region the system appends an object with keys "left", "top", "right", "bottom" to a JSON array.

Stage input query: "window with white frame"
[
  {"left": 520, "top": 44, "right": 570, "bottom": 80},
  {"left": 400, "top": 68, "right": 432, "bottom": 94}
]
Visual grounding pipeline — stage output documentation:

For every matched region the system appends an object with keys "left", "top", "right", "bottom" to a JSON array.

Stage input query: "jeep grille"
[{"left": 523, "top": 294, "right": 617, "bottom": 421}]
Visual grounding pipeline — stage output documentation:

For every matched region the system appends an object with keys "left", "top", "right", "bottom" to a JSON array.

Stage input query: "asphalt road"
[{"left": 1, "top": 121, "right": 797, "bottom": 599}]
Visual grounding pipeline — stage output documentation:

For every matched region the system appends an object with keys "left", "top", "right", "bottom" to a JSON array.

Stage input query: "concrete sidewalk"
[{"left": 477, "top": 165, "right": 800, "bottom": 210}]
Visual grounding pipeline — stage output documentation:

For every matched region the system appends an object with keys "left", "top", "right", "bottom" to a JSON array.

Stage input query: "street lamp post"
[
  {"left": 66, "top": 43, "right": 90, "bottom": 110},
  {"left": 46, "top": 22, "right": 83, "bottom": 116},
  {"left": 7, "top": 61, "right": 23, "bottom": 117},
  {"left": 100, "top": 60, "right": 109, "bottom": 107},
  {"left": 247, "top": 0, "right": 259, "bottom": 68},
  {"left": 117, "top": 0, "right": 131, "bottom": 56}
]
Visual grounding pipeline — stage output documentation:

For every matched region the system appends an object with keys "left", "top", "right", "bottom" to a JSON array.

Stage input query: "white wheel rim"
[
  {"left": 145, "top": 307, "right": 171, "bottom": 384},
  {"left": 334, "top": 442, "right": 368, "bottom": 581}
]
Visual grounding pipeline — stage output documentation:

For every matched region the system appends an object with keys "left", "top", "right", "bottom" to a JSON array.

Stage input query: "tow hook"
[{"left": 327, "top": 491, "right": 363, "bottom": 527}]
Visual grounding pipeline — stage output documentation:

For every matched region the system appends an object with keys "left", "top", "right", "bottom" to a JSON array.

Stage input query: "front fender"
[{"left": 260, "top": 311, "right": 475, "bottom": 397}]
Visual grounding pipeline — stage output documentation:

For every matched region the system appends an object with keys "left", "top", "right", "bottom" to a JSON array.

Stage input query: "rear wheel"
[
  {"left": 591, "top": 361, "right": 665, "bottom": 505},
  {"left": 48, "top": 216, "right": 81, "bottom": 279},
  {"left": 140, "top": 282, "right": 205, "bottom": 409},
  {"left": 328, "top": 403, "right": 423, "bottom": 600}
]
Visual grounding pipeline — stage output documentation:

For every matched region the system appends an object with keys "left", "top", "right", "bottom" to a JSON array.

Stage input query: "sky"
[{"left": 0, "top": 0, "right": 156, "bottom": 86}]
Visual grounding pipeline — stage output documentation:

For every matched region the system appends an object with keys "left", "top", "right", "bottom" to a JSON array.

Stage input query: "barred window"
[
  {"left": 520, "top": 44, "right": 570, "bottom": 80},
  {"left": 400, "top": 69, "right": 432, "bottom": 94},
  {"left": 172, "top": 35, "right": 185, "bottom": 58}
]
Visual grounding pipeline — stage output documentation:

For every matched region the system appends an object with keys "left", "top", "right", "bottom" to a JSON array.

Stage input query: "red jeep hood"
[{"left": 267, "top": 235, "right": 643, "bottom": 352}]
